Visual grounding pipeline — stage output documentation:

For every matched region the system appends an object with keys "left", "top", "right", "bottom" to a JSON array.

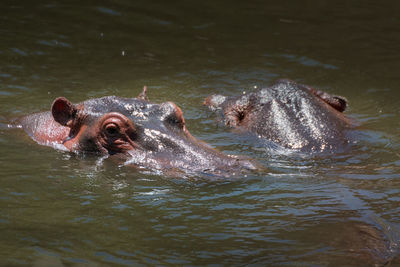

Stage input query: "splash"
[{"left": 0, "top": 122, "right": 22, "bottom": 130}]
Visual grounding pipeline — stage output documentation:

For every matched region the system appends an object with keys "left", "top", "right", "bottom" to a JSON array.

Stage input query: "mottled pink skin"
[{"left": 20, "top": 112, "right": 69, "bottom": 148}]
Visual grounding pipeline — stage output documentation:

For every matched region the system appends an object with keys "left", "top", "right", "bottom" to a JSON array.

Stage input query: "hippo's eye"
[{"left": 104, "top": 123, "right": 120, "bottom": 137}]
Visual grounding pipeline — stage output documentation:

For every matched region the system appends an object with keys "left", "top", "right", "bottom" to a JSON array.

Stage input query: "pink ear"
[{"left": 51, "top": 97, "right": 77, "bottom": 126}]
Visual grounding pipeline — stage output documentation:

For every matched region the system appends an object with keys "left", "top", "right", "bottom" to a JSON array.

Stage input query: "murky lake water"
[{"left": 1, "top": 0, "right": 400, "bottom": 265}]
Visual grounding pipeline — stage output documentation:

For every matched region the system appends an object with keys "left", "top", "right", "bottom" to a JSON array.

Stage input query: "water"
[{"left": 1, "top": 0, "right": 400, "bottom": 265}]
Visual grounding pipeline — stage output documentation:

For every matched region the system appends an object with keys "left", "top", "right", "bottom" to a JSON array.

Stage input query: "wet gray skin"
[
  {"left": 205, "top": 79, "right": 353, "bottom": 152},
  {"left": 20, "top": 89, "right": 257, "bottom": 177}
]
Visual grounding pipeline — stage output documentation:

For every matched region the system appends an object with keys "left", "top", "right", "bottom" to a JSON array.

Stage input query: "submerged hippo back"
[
  {"left": 206, "top": 79, "right": 352, "bottom": 152},
  {"left": 248, "top": 80, "right": 350, "bottom": 151}
]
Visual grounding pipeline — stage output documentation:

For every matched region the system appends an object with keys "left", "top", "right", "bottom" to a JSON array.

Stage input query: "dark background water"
[{"left": 1, "top": 0, "right": 400, "bottom": 265}]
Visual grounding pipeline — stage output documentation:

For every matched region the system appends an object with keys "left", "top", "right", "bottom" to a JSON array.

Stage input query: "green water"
[{"left": 1, "top": 0, "right": 400, "bottom": 265}]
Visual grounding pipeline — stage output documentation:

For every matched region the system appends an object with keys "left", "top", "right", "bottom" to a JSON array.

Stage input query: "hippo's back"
[{"left": 246, "top": 80, "right": 351, "bottom": 151}]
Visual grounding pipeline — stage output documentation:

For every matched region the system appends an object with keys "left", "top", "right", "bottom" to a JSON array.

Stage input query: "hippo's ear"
[
  {"left": 318, "top": 94, "right": 348, "bottom": 112},
  {"left": 309, "top": 88, "right": 348, "bottom": 113},
  {"left": 51, "top": 97, "right": 78, "bottom": 126},
  {"left": 137, "top": 86, "right": 149, "bottom": 101},
  {"left": 329, "top": 96, "right": 347, "bottom": 112}
]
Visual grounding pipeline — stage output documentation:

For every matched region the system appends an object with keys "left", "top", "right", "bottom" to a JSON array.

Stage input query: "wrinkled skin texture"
[
  {"left": 204, "top": 79, "right": 352, "bottom": 152},
  {"left": 20, "top": 88, "right": 256, "bottom": 176}
]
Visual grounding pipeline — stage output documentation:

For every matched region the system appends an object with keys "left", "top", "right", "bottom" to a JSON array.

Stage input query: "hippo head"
[
  {"left": 23, "top": 88, "right": 256, "bottom": 176},
  {"left": 51, "top": 95, "right": 187, "bottom": 155},
  {"left": 204, "top": 79, "right": 352, "bottom": 152}
]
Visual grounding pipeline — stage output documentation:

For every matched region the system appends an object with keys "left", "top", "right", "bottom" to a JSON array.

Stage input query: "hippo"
[
  {"left": 19, "top": 87, "right": 256, "bottom": 176},
  {"left": 204, "top": 79, "right": 353, "bottom": 152}
]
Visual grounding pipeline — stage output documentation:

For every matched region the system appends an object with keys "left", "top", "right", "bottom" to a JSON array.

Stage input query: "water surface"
[{"left": 1, "top": 0, "right": 400, "bottom": 265}]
